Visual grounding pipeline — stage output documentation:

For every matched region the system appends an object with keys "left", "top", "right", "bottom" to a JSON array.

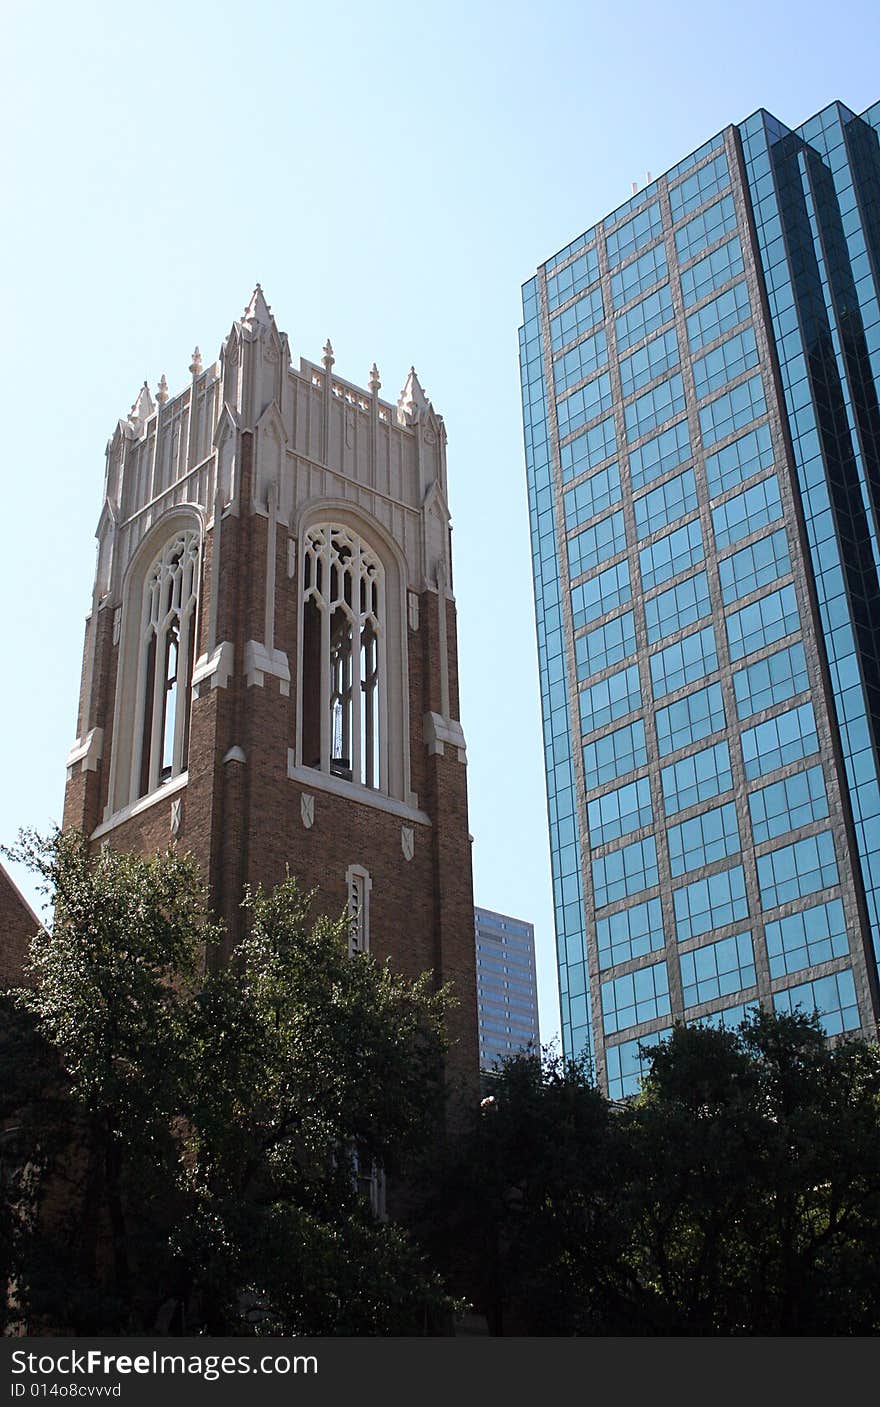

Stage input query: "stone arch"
[
  {"left": 294, "top": 499, "right": 411, "bottom": 803},
  {"left": 106, "top": 506, "right": 205, "bottom": 818}
]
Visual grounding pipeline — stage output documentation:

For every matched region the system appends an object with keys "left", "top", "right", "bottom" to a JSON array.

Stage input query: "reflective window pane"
[
  {"left": 773, "top": 969, "right": 859, "bottom": 1036},
  {"left": 673, "top": 865, "right": 749, "bottom": 941},
  {"left": 765, "top": 899, "right": 849, "bottom": 978},
  {"left": 601, "top": 960, "right": 671, "bottom": 1035},
  {"left": 680, "top": 931, "right": 756, "bottom": 1007},
  {"left": 757, "top": 831, "right": 838, "bottom": 910},
  {"left": 656, "top": 681, "right": 726, "bottom": 756},
  {"left": 650, "top": 623, "right": 717, "bottom": 698},
  {"left": 748, "top": 765, "right": 828, "bottom": 843},
  {"left": 597, "top": 896, "right": 665, "bottom": 970},
  {"left": 661, "top": 739, "right": 732, "bottom": 815},
  {"left": 667, "top": 801, "right": 740, "bottom": 876}
]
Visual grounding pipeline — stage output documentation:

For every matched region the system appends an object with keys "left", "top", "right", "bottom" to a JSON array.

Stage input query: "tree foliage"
[
  {"left": 1, "top": 829, "right": 452, "bottom": 1335},
  {"left": 425, "top": 1013, "right": 880, "bottom": 1335},
  {"left": 177, "top": 876, "right": 452, "bottom": 1335},
  {"left": 418, "top": 1051, "right": 618, "bottom": 1335},
  {"left": 5, "top": 827, "right": 880, "bottom": 1336},
  {"left": 622, "top": 1012, "right": 880, "bottom": 1334}
]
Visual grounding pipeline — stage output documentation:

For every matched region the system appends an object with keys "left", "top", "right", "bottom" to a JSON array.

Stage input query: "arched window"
[
  {"left": 135, "top": 530, "right": 199, "bottom": 798},
  {"left": 301, "top": 525, "right": 386, "bottom": 791}
]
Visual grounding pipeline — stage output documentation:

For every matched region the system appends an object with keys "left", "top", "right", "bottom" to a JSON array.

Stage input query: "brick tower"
[{"left": 63, "top": 287, "right": 478, "bottom": 1090}]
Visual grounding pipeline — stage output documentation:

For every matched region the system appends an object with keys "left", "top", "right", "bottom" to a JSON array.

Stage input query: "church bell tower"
[{"left": 63, "top": 287, "right": 478, "bottom": 1088}]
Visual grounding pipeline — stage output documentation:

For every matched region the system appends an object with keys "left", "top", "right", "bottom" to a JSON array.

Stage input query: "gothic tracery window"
[
  {"left": 136, "top": 530, "right": 199, "bottom": 798},
  {"left": 302, "top": 525, "right": 386, "bottom": 791}
]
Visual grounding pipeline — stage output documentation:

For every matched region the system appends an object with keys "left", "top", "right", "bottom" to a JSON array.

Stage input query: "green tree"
[
  {"left": 0, "top": 995, "right": 71, "bottom": 1335},
  {"left": 1, "top": 829, "right": 454, "bottom": 1335},
  {"left": 2, "top": 828, "right": 211, "bottom": 1332},
  {"left": 422, "top": 1049, "right": 622, "bottom": 1335},
  {"left": 177, "top": 877, "right": 453, "bottom": 1334},
  {"left": 430, "top": 1013, "right": 880, "bottom": 1336},
  {"left": 619, "top": 1011, "right": 880, "bottom": 1334}
]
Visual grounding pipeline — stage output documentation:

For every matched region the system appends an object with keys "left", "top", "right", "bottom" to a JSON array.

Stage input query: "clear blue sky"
[{"left": 2, "top": 0, "right": 878, "bottom": 1047}]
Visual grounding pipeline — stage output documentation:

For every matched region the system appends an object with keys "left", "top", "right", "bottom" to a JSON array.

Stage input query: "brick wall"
[
  {"left": 0, "top": 862, "right": 40, "bottom": 988},
  {"left": 61, "top": 425, "right": 480, "bottom": 1098}
]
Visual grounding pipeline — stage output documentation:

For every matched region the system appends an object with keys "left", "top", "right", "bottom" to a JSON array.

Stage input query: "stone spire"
[
  {"left": 156, "top": 374, "right": 169, "bottom": 405},
  {"left": 369, "top": 362, "right": 381, "bottom": 393},
  {"left": 128, "top": 381, "right": 154, "bottom": 429},
  {"left": 241, "top": 283, "right": 273, "bottom": 328},
  {"left": 190, "top": 346, "right": 203, "bottom": 377},
  {"left": 397, "top": 366, "right": 429, "bottom": 425},
  {"left": 322, "top": 339, "right": 335, "bottom": 371}
]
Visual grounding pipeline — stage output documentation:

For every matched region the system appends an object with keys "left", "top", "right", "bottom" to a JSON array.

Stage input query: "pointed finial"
[
  {"left": 323, "top": 339, "right": 335, "bottom": 370},
  {"left": 369, "top": 362, "right": 381, "bottom": 394},
  {"left": 128, "top": 380, "right": 154, "bottom": 425},
  {"left": 190, "top": 346, "right": 203, "bottom": 377},
  {"left": 156, "top": 374, "right": 169, "bottom": 405},
  {"left": 396, "top": 366, "right": 429, "bottom": 425},
  {"left": 242, "top": 284, "right": 273, "bottom": 327}
]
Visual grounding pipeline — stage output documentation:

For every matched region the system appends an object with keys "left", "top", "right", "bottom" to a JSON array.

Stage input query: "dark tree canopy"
[
  {"left": 417, "top": 1051, "right": 618, "bottom": 1336},
  {"left": 4, "top": 828, "right": 880, "bottom": 1336},
  {"left": 1, "top": 829, "right": 453, "bottom": 1336},
  {"left": 423, "top": 1013, "right": 880, "bottom": 1336},
  {"left": 624, "top": 1012, "right": 880, "bottom": 1334}
]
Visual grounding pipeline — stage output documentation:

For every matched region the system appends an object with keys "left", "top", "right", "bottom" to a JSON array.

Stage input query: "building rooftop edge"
[
  {"left": 522, "top": 96, "right": 877, "bottom": 291},
  {"left": 475, "top": 904, "right": 535, "bottom": 928}
]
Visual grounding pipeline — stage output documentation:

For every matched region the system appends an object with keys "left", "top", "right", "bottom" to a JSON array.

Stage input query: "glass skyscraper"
[{"left": 520, "top": 99, "right": 880, "bottom": 1098}]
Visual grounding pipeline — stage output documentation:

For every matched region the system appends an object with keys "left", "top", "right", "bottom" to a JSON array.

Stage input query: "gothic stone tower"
[{"left": 63, "top": 286, "right": 478, "bottom": 1090}]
